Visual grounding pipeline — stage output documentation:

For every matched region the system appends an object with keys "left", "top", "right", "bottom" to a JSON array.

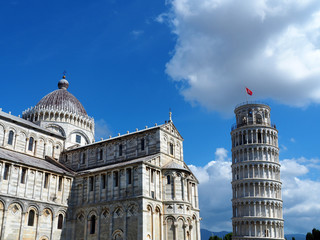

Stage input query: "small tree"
[
  {"left": 209, "top": 235, "right": 222, "bottom": 240},
  {"left": 224, "top": 233, "right": 232, "bottom": 240},
  {"left": 306, "top": 232, "right": 314, "bottom": 240},
  {"left": 312, "top": 229, "right": 320, "bottom": 240},
  {"left": 292, "top": 237, "right": 295, "bottom": 240}
]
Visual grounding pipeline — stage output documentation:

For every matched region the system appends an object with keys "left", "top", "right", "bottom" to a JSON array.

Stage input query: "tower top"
[
  {"left": 58, "top": 76, "right": 69, "bottom": 90},
  {"left": 234, "top": 101, "right": 270, "bottom": 112}
]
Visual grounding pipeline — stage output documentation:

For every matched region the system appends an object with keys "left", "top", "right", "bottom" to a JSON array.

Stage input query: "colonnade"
[
  {"left": 232, "top": 146, "right": 279, "bottom": 163},
  {"left": 23, "top": 108, "right": 94, "bottom": 131},
  {"left": 232, "top": 128, "right": 278, "bottom": 148},
  {"left": 232, "top": 182, "right": 282, "bottom": 199},
  {"left": 231, "top": 103, "right": 284, "bottom": 239},
  {"left": 233, "top": 220, "right": 284, "bottom": 239},
  {"left": 232, "top": 200, "right": 283, "bottom": 218},
  {"left": 232, "top": 163, "right": 280, "bottom": 181}
]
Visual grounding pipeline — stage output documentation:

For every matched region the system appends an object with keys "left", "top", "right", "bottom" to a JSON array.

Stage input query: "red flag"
[{"left": 246, "top": 87, "right": 253, "bottom": 96}]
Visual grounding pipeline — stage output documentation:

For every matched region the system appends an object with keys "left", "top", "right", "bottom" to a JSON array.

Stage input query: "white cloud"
[
  {"left": 189, "top": 148, "right": 232, "bottom": 232},
  {"left": 290, "top": 138, "right": 295, "bottom": 143},
  {"left": 94, "top": 119, "right": 112, "bottom": 141},
  {"left": 190, "top": 149, "right": 320, "bottom": 233},
  {"left": 280, "top": 158, "right": 320, "bottom": 233},
  {"left": 131, "top": 30, "right": 144, "bottom": 39},
  {"left": 162, "top": 0, "right": 320, "bottom": 114},
  {"left": 280, "top": 144, "right": 288, "bottom": 151}
]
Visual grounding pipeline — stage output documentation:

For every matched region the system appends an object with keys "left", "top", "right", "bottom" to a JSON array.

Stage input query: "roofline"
[
  {"left": 76, "top": 153, "right": 161, "bottom": 175},
  {"left": 0, "top": 110, "right": 65, "bottom": 139},
  {"left": 0, "top": 147, "right": 74, "bottom": 177},
  {"left": 67, "top": 123, "right": 164, "bottom": 151}
]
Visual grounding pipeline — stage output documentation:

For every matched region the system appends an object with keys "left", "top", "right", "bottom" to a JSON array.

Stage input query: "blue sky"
[{"left": 1, "top": 0, "right": 320, "bottom": 235}]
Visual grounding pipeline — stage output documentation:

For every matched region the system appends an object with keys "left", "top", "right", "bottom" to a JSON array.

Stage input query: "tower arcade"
[{"left": 231, "top": 102, "right": 284, "bottom": 240}]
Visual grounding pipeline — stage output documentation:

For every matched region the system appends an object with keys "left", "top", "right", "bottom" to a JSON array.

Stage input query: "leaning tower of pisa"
[{"left": 231, "top": 102, "right": 284, "bottom": 240}]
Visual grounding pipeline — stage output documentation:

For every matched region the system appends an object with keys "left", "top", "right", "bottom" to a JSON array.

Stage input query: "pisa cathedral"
[
  {"left": 0, "top": 76, "right": 201, "bottom": 240},
  {"left": 231, "top": 103, "right": 284, "bottom": 240}
]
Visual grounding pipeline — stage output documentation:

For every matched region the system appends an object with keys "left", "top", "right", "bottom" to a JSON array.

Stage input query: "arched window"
[
  {"left": 28, "top": 210, "right": 35, "bottom": 226},
  {"left": 82, "top": 153, "right": 86, "bottom": 164},
  {"left": 57, "top": 214, "right": 63, "bottom": 229},
  {"left": 76, "top": 134, "right": 81, "bottom": 144},
  {"left": 256, "top": 115, "right": 262, "bottom": 124},
  {"left": 28, "top": 137, "right": 34, "bottom": 151},
  {"left": 8, "top": 130, "right": 14, "bottom": 145},
  {"left": 113, "top": 172, "right": 119, "bottom": 187},
  {"left": 169, "top": 143, "right": 174, "bottom": 155},
  {"left": 167, "top": 175, "right": 171, "bottom": 184},
  {"left": 90, "top": 215, "right": 96, "bottom": 234},
  {"left": 119, "top": 144, "right": 123, "bottom": 156},
  {"left": 98, "top": 149, "right": 103, "bottom": 160}
]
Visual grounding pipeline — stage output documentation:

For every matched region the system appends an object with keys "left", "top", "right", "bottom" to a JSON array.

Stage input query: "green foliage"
[
  {"left": 306, "top": 232, "right": 314, "bottom": 240},
  {"left": 209, "top": 235, "right": 222, "bottom": 240},
  {"left": 223, "top": 232, "right": 232, "bottom": 240},
  {"left": 306, "top": 228, "right": 320, "bottom": 240},
  {"left": 292, "top": 237, "right": 295, "bottom": 240}
]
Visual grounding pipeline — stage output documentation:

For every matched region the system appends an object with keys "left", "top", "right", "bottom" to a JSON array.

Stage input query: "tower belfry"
[{"left": 231, "top": 102, "right": 284, "bottom": 240}]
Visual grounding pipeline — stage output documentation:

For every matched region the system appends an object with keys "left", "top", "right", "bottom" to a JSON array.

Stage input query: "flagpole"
[{"left": 245, "top": 87, "right": 248, "bottom": 103}]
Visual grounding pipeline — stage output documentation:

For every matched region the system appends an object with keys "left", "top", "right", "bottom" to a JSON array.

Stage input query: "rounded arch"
[
  {"left": 46, "top": 124, "right": 66, "bottom": 137},
  {"left": 100, "top": 207, "right": 110, "bottom": 218},
  {"left": 57, "top": 208, "right": 67, "bottom": 217},
  {"left": 8, "top": 200, "right": 25, "bottom": 212},
  {"left": 0, "top": 198, "right": 5, "bottom": 210},
  {"left": 39, "top": 236, "right": 49, "bottom": 240},
  {"left": 26, "top": 203, "right": 40, "bottom": 213},
  {"left": 113, "top": 206, "right": 124, "bottom": 218},
  {"left": 176, "top": 216, "right": 186, "bottom": 223},
  {"left": 146, "top": 204, "right": 154, "bottom": 213},
  {"left": 154, "top": 204, "right": 162, "bottom": 213},
  {"left": 68, "top": 129, "right": 90, "bottom": 144},
  {"left": 76, "top": 210, "right": 85, "bottom": 223},
  {"left": 112, "top": 229, "right": 124, "bottom": 240},
  {"left": 164, "top": 215, "right": 176, "bottom": 222},
  {"left": 87, "top": 209, "right": 98, "bottom": 219},
  {"left": 42, "top": 208, "right": 53, "bottom": 220}
]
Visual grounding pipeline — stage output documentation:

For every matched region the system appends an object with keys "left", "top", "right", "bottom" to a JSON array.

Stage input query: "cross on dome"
[{"left": 58, "top": 74, "right": 69, "bottom": 90}]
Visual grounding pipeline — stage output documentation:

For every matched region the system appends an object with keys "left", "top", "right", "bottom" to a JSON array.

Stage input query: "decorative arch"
[
  {"left": 100, "top": 207, "right": 111, "bottom": 238},
  {"left": 112, "top": 229, "right": 124, "bottom": 240},
  {"left": 113, "top": 206, "right": 124, "bottom": 218},
  {"left": 6, "top": 203, "right": 23, "bottom": 239},
  {"left": 154, "top": 206, "right": 162, "bottom": 240},
  {"left": 68, "top": 130, "right": 90, "bottom": 144},
  {"left": 166, "top": 216, "right": 175, "bottom": 240},
  {"left": 26, "top": 205, "right": 39, "bottom": 227},
  {"left": 38, "top": 208, "right": 53, "bottom": 236},
  {"left": 46, "top": 124, "right": 66, "bottom": 137}
]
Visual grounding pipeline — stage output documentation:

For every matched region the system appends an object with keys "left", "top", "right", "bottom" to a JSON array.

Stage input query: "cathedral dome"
[{"left": 35, "top": 77, "right": 87, "bottom": 116}]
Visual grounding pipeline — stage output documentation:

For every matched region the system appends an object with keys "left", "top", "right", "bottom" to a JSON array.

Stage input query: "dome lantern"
[{"left": 58, "top": 75, "right": 69, "bottom": 90}]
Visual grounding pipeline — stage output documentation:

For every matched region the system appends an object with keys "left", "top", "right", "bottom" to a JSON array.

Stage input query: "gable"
[{"left": 160, "top": 122, "right": 183, "bottom": 140}]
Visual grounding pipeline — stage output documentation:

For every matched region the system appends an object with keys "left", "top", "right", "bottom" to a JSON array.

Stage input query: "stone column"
[
  {"left": 33, "top": 140, "right": 37, "bottom": 156},
  {"left": 2, "top": 130, "right": 6, "bottom": 147},
  {"left": 13, "top": 134, "right": 18, "bottom": 150},
  {"left": 43, "top": 143, "right": 47, "bottom": 158},
  {"left": 174, "top": 222, "right": 178, "bottom": 240},
  {"left": 0, "top": 209, "right": 8, "bottom": 239},
  {"left": 25, "top": 137, "right": 29, "bottom": 153},
  {"left": 259, "top": 201, "right": 262, "bottom": 217},
  {"left": 35, "top": 210, "right": 41, "bottom": 239}
]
